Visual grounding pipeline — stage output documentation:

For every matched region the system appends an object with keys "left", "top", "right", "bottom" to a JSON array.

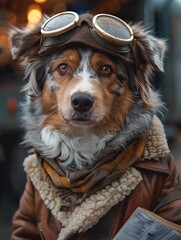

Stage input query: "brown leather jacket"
[{"left": 11, "top": 118, "right": 181, "bottom": 240}]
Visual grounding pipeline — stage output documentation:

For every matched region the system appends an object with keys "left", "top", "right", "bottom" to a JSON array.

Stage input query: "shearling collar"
[
  {"left": 23, "top": 116, "right": 169, "bottom": 240},
  {"left": 142, "top": 115, "right": 169, "bottom": 160}
]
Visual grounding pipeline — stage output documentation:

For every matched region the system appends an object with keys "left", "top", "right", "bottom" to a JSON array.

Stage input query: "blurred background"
[{"left": 0, "top": 0, "right": 181, "bottom": 239}]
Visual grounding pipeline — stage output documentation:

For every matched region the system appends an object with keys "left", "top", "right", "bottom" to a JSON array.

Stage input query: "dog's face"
[
  {"left": 9, "top": 16, "right": 166, "bottom": 168},
  {"left": 41, "top": 48, "right": 134, "bottom": 135}
]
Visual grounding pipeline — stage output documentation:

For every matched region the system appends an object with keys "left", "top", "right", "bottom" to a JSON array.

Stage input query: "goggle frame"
[{"left": 41, "top": 11, "right": 134, "bottom": 46}]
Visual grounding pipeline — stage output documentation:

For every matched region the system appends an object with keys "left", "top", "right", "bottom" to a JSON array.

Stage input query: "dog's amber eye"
[
  {"left": 58, "top": 63, "right": 68, "bottom": 75},
  {"left": 100, "top": 65, "right": 112, "bottom": 77}
]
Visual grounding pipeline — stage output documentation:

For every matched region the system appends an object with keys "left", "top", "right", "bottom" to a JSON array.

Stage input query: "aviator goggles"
[{"left": 39, "top": 11, "right": 136, "bottom": 62}]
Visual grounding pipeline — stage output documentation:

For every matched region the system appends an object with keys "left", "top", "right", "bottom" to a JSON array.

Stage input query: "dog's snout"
[{"left": 71, "top": 92, "right": 94, "bottom": 113}]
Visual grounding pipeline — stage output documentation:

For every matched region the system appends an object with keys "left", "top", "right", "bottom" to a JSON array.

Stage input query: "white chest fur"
[{"left": 40, "top": 125, "right": 113, "bottom": 168}]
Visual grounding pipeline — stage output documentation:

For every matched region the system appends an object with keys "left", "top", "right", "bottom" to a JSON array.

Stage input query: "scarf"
[{"left": 38, "top": 134, "right": 147, "bottom": 211}]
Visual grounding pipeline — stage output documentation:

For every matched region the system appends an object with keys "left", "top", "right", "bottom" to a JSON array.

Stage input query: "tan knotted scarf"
[{"left": 38, "top": 135, "right": 147, "bottom": 211}]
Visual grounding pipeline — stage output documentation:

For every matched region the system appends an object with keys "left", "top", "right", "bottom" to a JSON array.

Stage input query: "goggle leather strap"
[{"left": 77, "top": 13, "right": 92, "bottom": 27}]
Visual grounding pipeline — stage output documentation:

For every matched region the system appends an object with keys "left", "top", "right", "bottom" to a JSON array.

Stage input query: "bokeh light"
[
  {"left": 34, "top": 0, "right": 47, "bottom": 3},
  {"left": 27, "top": 4, "right": 42, "bottom": 28}
]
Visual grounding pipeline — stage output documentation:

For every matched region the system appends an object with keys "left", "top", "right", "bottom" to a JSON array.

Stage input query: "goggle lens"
[
  {"left": 41, "top": 11, "right": 79, "bottom": 37},
  {"left": 93, "top": 14, "right": 133, "bottom": 44}
]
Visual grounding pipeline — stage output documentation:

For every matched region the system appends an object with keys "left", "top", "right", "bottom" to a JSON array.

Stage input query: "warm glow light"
[
  {"left": 27, "top": 4, "right": 42, "bottom": 28},
  {"left": 34, "top": 0, "right": 47, "bottom": 3}
]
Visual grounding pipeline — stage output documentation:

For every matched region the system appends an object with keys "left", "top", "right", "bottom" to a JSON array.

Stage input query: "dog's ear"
[
  {"left": 132, "top": 24, "right": 166, "bottom": 72},
  {"left": 130, "top": 24, "right": 167, "bottom": 107},
  {"left": 9, "top": 19, "right": 48, "bottom": 95},
  {"left": 9, "top": 22, "right": 43, "bottom": 61}
]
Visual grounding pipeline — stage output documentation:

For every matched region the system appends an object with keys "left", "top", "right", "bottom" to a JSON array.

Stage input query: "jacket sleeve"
[
  {"left": 155, "top": 154, "right": 181, "bottom": 225},
  {"left": 11, "top": 176, "right": 40, "bottom": 240}
]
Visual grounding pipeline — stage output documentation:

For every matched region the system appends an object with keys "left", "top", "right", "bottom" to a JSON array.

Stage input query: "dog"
[
  {"left": 9, "top": 12, "right": 181, "bottom": 240},
  {"left": 9, "top": 15, "right": 165, "bottom": 169}
]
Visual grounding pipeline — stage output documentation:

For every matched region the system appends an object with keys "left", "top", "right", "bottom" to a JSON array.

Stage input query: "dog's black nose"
[{"left": 71, "top": 92, "right": 94, "bottom": 112}]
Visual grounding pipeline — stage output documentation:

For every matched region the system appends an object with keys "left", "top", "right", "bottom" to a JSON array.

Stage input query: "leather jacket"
[{"left": 11, "top": 118, "right": 181, "bottom": 240}]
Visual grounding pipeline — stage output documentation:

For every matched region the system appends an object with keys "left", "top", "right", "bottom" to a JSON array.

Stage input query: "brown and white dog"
[
  {"left": 11, "top": 13, "right": 181, "bottom": 240},
  {"left": 9, "top": 13, "right": 166, "bottom": 170}
]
